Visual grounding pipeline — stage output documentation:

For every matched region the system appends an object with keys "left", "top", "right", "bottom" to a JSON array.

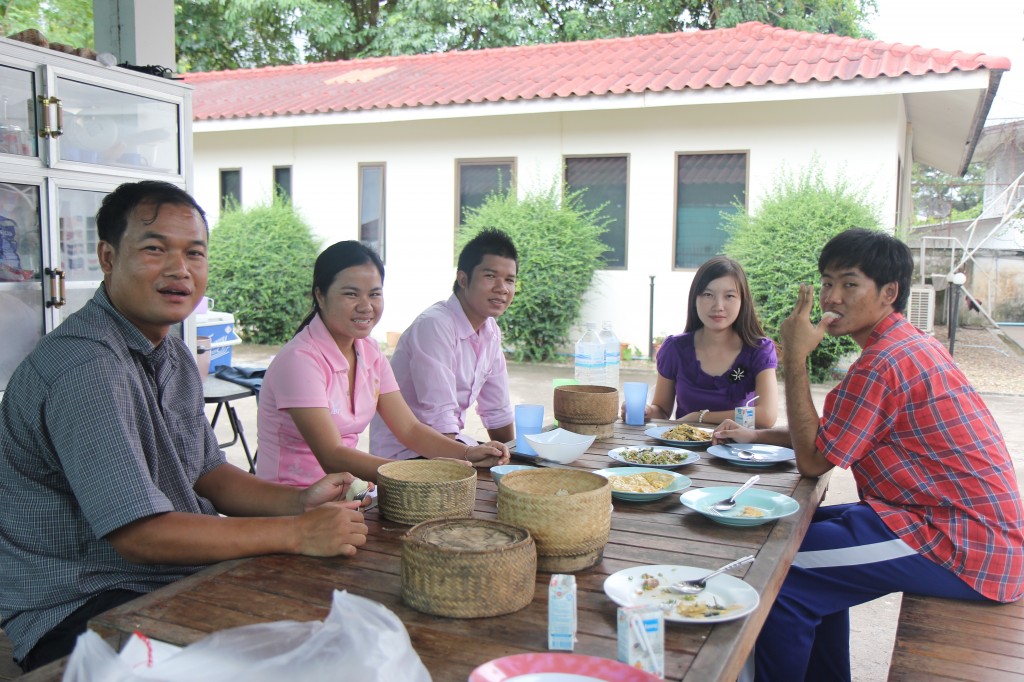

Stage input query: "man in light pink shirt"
[{"left": 370, "top": 229, "right": 517, "bottom": 458}]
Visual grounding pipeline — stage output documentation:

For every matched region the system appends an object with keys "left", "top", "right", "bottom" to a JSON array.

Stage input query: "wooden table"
[{"left": 90, "top": 421, "right": 830, "bottom": 681}]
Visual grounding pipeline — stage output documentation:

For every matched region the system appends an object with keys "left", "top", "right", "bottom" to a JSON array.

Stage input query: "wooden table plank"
[{"left": 90, "top": 421, "right": 828, "bottom": 681}]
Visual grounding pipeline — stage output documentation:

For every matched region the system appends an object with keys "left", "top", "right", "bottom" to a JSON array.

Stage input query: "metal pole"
[
  {"left": 948, "top": 272, "right": 966, "bottom": 355},
  {"left": 949, "top": 283, "right": 961, "bottom": 355},
  {"left": 648, "top": 275, "right": 655, "bottom": 360}
]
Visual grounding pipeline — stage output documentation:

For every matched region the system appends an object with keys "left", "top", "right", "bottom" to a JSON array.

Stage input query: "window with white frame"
[
  {"left": 359, "top": 163, "right": 385, "bottom": 260},
  {"left": 220, "top": 169, "right": 241, "bottom": 210},
  {"left": 565, "top": 155, "right": 628, "bottom": 269},
  {"left": 273, "top": 166, "right": 292, "bottom": 201},
  {"left": 455, "top": 159, "right": 514, "bottom": 228},
  {"left": 674, "top": 152, "right": 747, "bottom": 269}
]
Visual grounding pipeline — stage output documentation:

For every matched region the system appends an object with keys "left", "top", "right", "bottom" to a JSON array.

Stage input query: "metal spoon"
[
  {"left": 713, "top": 475, "right": 760, "bottom": 512},
  {"left": 669, "top": 555, "right": 755, "bottom": 594},
  {"left": 733, "top": 447, "right": 768, "bottom": 462}
]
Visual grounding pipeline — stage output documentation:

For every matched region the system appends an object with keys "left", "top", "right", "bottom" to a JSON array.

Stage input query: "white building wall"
[{"left": 193, "top": 93, "right": 902, "bottom": 352}]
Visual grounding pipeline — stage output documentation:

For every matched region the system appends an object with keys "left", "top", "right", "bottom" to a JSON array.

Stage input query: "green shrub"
[
  {"left": 207, "top": 200, "right": 321, "bottom": 344},
  {"left": 724, "top": 164, "right": 880, "bottom": 382},
  {"left": 459, "top": 183, "right": 608, "bottom": 361}
]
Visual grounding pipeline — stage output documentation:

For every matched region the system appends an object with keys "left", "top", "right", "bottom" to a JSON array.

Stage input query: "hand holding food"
[
  {"left": 344, "top": 477, "right": 371, "bottom": 501},
  {"left": 780, "top": 283, "right": 828, "bottom": 359},
  {"left": 295, "top": 503, "right": 368, "bottom": 557}
]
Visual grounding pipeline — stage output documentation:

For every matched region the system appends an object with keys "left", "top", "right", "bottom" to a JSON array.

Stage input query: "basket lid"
[{"left": 406, "top": 518, "right": 531, "bottom": 552}]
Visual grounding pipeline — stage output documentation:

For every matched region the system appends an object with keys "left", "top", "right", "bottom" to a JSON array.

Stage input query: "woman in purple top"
[{"left": 648, "top": 256, "right": 778, "bottom": 428}]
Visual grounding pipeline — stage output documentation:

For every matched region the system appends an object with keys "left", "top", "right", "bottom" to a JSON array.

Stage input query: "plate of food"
[
  {"left": 593, "top": 467, "right": 692, "bottom": 501},
  {"left": 469, "top": 652, "right": 661, "bottom": 681},
  {"left": 603, "top": 564, "right": 759, "bottom": 624},
  {"left": 678, "top": 487, "right": 800, "bottom": 527},
  {"left": 706, "top": 444, "right": 796, "bottom": 468},
  {"left": 645, "top": 424, "right": 714, "bottom": 447},
  {"left": 607, "top": 446, "right": 700, "bottom": 469}
]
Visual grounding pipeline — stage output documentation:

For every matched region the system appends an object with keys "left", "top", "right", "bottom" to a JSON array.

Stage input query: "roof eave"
[
  {"left": 959, "top": 69, "right": 1004, "bottom": 176},
  {"left": 191, "top": 71, "right": 997, "bottom": 137}
]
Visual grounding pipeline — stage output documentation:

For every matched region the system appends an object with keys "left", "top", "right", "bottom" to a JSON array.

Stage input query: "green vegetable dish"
[{"left": 620, "top": 448, "right": 686, "bottom": 466}]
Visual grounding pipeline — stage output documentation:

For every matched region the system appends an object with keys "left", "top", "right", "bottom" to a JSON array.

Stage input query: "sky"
[{"left": 867, "top": 0, "right": 1024, "bottom": 124}]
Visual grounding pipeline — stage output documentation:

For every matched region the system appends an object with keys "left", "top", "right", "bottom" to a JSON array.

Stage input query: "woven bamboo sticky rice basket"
[
  {"left": 377, "top": 459, "right": 477, "bottom": 525},
  {"left": 497, "top": 468, "right": 611, "bottom": 572},
  {"left": 553, "top": 384, "right": 619, "bottom": 438},
  {"left": 402, "top": 518, "right": 536, "bottom": 618}
]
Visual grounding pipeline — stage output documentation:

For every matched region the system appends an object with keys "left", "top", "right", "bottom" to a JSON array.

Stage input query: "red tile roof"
[{"left": 183, "top": 21, "right": 1010, "bottom": 122}]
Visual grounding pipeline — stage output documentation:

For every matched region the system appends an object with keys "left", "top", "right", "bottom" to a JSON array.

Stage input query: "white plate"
[
  {"left": 607, "top": 446, "right": 700, "bottom": 469},
  {"left": 592, "top": 467, "right": 692, "bottom": 501},
  {"left": 706, "top": 444, "right": 796, "bottom": 467},
  {"left": 603, "top": 564, "right": 759, "bottom": 624},
  {"left": 644, "top": 425, "right": 714, "bottom": 447}
]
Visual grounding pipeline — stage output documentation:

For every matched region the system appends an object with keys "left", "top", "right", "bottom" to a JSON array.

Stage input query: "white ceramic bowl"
[
  {"left": 523, "top": 428, "right": 596, "bottom": 464},
  {"left": 490, "top": 464, "right": 534, "bottom": 484}
]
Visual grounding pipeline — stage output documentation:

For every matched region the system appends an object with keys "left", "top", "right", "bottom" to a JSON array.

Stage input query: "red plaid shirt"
[{"left": 817, "top": 313, "right": 1024, "bottom": 602}]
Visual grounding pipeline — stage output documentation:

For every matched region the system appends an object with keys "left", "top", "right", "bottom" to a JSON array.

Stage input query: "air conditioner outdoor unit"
[{"left": 907, "top": 285, "right": 935, "bottom": 334}]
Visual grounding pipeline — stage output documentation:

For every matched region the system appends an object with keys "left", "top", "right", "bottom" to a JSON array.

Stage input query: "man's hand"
[
  {"left": 780, "top": 283, "right": 836, "bottom": 361},
  {"left": 466, "top": 441, "right": 511, "bottom": 467},
  {"left": 712, "top": 419, "right": 756, "bottom": 445},
  {"left": 300, "top": 472, "right": 373, "bottom": 512},
  {"left": 293, "top": 503, "right": 369, "bottom": 557}
]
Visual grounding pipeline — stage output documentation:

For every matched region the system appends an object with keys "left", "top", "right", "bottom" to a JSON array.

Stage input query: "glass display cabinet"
[{"left": 0, "top": 36, "right": 193, "bottom": 392}]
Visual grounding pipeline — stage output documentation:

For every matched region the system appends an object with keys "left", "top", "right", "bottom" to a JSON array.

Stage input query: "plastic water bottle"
[
  {"left": 599, "top": 321, "right": 620, "bottom": 389},
  {"left": 574, "top": 322, "right": 605, "bottom": 385}
]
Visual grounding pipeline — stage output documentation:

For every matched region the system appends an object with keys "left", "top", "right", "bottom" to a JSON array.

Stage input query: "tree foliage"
[
  {"left": 458, "top": 183, "right": 608, "bottom": 362},
  {"left": 175, "top": 0, "right": 877, "bottom": 71},
  {"left": 207, "top": 199, "right": 321, "bottom": 345},
  {"left": 912, "top": 161, "right": 985, "bottom": 225},
  {"left": 1, "top": 0, "right": 94, "bottom": 48},
  {"left": 723, "top": 163, "right": 880, "bottom": 382}
]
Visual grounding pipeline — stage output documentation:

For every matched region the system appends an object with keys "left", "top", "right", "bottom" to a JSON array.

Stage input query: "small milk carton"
[
  {"left": 548, "top": 574, "right": 577, "bottom": 650},
  {"left": 734, "top": 405, "right": 756, "bottom": 429},
  {"left": 617, "top": 605, "right": 665, "bottom": 678}
]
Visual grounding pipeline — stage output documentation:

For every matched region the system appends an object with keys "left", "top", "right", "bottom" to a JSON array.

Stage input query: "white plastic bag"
[{"left": 63, "top": 590, "right": 432, "bottom": 682}]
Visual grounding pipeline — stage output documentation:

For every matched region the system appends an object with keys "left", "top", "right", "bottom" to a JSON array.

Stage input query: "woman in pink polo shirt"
[{"left": 256, "top": 241, "right": 510, "bottom": 487}]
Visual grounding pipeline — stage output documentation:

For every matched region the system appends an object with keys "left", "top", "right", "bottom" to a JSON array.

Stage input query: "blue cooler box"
[{"left": 196, "top": 312, "right": 241, "bottom": 373}]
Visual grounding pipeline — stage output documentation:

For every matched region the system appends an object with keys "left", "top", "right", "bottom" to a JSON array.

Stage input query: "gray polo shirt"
[{"left": 0, "top": 285, "right": 225, "bottom": 661}]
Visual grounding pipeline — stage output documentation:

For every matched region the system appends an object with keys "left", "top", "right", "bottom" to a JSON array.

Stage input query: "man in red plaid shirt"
[{"left": 716, "top": 228, "right": 1023, "bottom": 682}]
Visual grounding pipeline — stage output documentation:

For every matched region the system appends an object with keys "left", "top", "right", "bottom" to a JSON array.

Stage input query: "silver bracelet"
[{"left": 698, "top": 409, "right": 709, "bottom": 424}]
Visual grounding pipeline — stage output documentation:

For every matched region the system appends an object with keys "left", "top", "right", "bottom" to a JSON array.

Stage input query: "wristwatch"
[{"left": 698, "top": 409, "right": 710, "bottom": 424}]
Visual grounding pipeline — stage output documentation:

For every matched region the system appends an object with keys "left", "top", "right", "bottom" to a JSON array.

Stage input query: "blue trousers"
[{"left": 753, "top": 502, "right": 986, "bottom": 682}]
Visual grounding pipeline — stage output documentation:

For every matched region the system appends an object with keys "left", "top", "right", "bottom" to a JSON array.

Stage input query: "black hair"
[
  {"left": 96, "top": 180, "right": 207, "bottom": 248},
  {"left": 296, "top": 240, "right": 385, "bottom": 334},
  {"left": 818, "top": 228, "right": 913, "bottom": 313},
  {"left": 453, "top": 228, "right": 518, "bottom": 294},
  {"left": 684, "top": 255, "right": 767, "bottom": 347}
]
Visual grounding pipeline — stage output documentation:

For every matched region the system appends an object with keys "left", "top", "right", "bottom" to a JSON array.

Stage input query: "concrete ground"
[{"left": 210, "top": 355, "right": 1024, "bottom": 682}]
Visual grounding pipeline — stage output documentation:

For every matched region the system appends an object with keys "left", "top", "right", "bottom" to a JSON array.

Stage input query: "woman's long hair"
[
  {"left": 683, "top": 256, "right": 766, "bottom": 347},
  {"left": 295, "top": 241, "right": 385, "bottom": 335}
]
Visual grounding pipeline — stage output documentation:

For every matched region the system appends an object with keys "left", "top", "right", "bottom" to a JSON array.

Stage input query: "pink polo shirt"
[
  {"left": 256, "top": 314, "right": 399, "bottom": 487},
  {"left": 369, "top": 294, "right": 513, "bottom": 458}
]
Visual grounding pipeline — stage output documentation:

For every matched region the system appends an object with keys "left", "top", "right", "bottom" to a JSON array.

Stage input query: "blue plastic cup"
[
  {"left": 623, "top": 382, "right": 648, "bottom": 426},
  {"left": 514, "top": 404, "right": 545, "bottom": 455}
]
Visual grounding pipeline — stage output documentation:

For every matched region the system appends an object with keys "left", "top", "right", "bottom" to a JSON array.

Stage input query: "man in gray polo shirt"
[{"left": 0, "top": 181, "right": 369, "bottom": 672}]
